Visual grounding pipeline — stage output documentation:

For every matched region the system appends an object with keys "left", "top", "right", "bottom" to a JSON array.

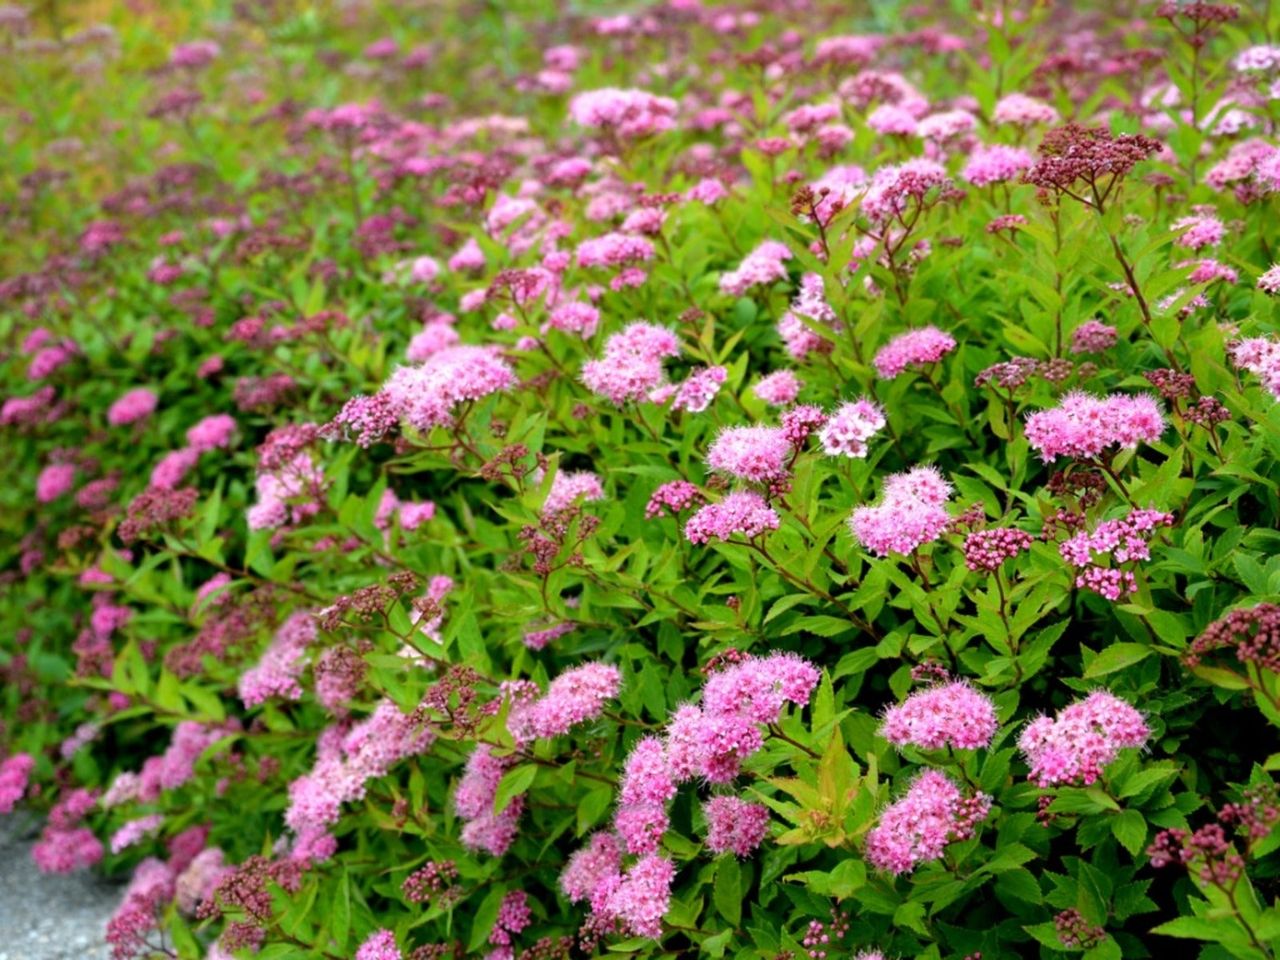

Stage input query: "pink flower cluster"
[
  {"left": 684, "top": 491, "right": 780, "bottom": 544},
  {"left": 865, "top": 770, "right": 992, "bottom": 874},
  {"left": 542, "top": 469, "right": 606, "bottom": 517},
  {"left": 356, "top": 930, "right": 402, "bottom": 960},
  {"left": 0, "top": 753, "right": 34, "bottom": 813},
  {"left": 33, "top": 788, "right": 103, "bottom": 873},
  {"left": 645, "top": 480, "right": 703, "bottom": 519},
  {"left": 961, "top": 144, "right": 1033, "bottom": 186},
  {"left": 818, "top": 399, "right": 885, "bottom": 458},
  {"left": 706, "top": 425, "right": 792, "bottom": 482},
  {"left": 581, "top": 322, "right": 681, "bottom": 405},
  {"left": 873, "top": 326, "right": 957, "bottom": 378},
  {"left": 507, "top": 662, "right": 622, "bottom": 744},
  {"left": 1018, "top": 691, "right": 1149, "bottom": 786},
  {"left": 246, "top": 451, "right": 323, "bottom": 531},
  {"left": 110, "top": 813, "right": 165, "bottom": 854},
  {"left": 880, "top": 682, "right": 998, "bottom": 750},
  {"left": 1070, "top": 319, "right": 1118, "bottom": 354},
  {"left": 849, "top": 465, "right": 953, "bottom": 557},
  {"left": 102, "top": 721, "right": 230, "bottom": 807},
  {"left": 576, "top": 232, "right": 656, "bottom": 269},
  {"left": 454, "top": 744, "right": 523, "bottom": 856},
  {"left": 963, "top": 527, "right": 1035, "bottom": 573},
  {"left": 37, "top": 462, "right": 75, "bottom": 502},
  {"left": 107, "top": 387, "right": 158, "bottom": 427},
  {"left": 238, "top": 611, "right": 317, "bottom": 707},
  {"left": 777, "top": 273, "right": 840, "bottom": 360},
  {"left": 754, "top": 370, "right": 802, "bottom": 406},
  {"left": 720, "top": 240, "right": 792, "bottom": 296},
  {"left": 703, "top": 795, "right": 770, "bottom": 856},
  {"left": 666, "top": 365, "right": 726, "bottom": 413},
  {"left": 1230, "top": 336, "right": 1280, "bottom": 399},
  {"left": 1059, "top": 509, "right": 1174, "bottom": 600},
  {"left": 1024, "top": 391, "right": 1165, "bottom": 461},
  {"left": 569, "top": 88, "right": 678, "bottom": 139},
  {"left": 560, "top": 653, "right": 817, "bottom": 938},
  {"left": 381, "top": 344, "right": 516, "bottom": 432},
  {"left": 860, "top": 159, "right": 949, "bottom": 223},
  {"left": 286, "top": 700, "right": 434, "bottom": 834}
]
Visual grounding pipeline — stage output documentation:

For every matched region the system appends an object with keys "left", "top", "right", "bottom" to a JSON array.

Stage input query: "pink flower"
[
  {"left": 455, "top": 744, "right": 524, "bottom": 856},
  {"left": 754, "top": 370, "right": 802, "bottom": 406},
  {"left": 1258, "top": 264, "right": 1280, "bottom": 295},
  {"left": 778, "top": 273, "right": 840, "bottom": 360},
  {"left": 818, "top": 400, "right": 885, "bottom": 458},
  {"left": 449, "top": 237, "right": 487, "bottom": 272},
  {"left": 1018, "top": 691, "right": 1149, "bottom": 786},
  {"left": 569, "top": 88, "right": 678, "bottom": 139},
  {"left": 873, "top": 326, "right": 957, "bottom": 378},
  {"left": 705, "top": 425, "right": 792, "bottom": 482},
  {"left": 541, "top": 469, "right": 606, "bottom": 518},
  {"left": 867, "top": 104, "right": 919, "bottom": 135},
  {"left": 576, "top": 232, "right": 655, "bottom": 269},
  {"left": 1070, "top": 319, "right": 1118, "bottom": 354},
  {"left": 993, "top": 93, "right": 1058, "bottom": 126},
  {"left": 545, "top": 301, "right": 600, "bottom": 339},
  {"left": 1059, "top": 509, "right": 1174, "bottom": 600},
  {"left": 36, "top": 462, "right": 75, "bottom": 502},
  {"left": 619, "top": 738, "right": 676, "bottom": 807},
  {"left": 150, "top": 447, "right": 200, "bottom": 490},
  {"left": 506, "top": 662, "right": 622, "bottom": 744},
  {"left": 238, "top": 611, "right": 316, "bottom": 707},
  {"left": 685, "top": 492, "right": 780, "bottom": 544},
  {"left": 687, "top": 178, "right": 729, "bottom": 204},
  {"left": 561, "top": 832, "right": 623, "bottom": 902},
  {"left": 0, "top": 753, "right": 34, "bottom": 813},
  {"left": 720, "top": 240, "right": 792, "bottom": 296},
  {"left": 645, "top": 480, "right": 703, "bottom": 519},
  {"left": 865, "top": 770, "right": 991, "bottom": 874},
  {"left": 581, "top": 322, "right": 681, "bottom": 405},
  {"left": 961, "top": 144, "right": 1033, "bottom": 186},
  {"left": 1172, "top": 213, "right": 1226, "bottom": 250},
  {"left": 1230, "top": 335, "right": 1280, "bottom": 398},
  {"left": 595, "top": 853, "right": 675, "bottom": 938},
  {"left": 703, "top": 795, "right": 770, "bottom": 856},
  {"left": 963, "top": 527, "right": 1034, "bottom": 572},
  {"left": 860, "top": 159, "right": 949, "bottom": 223},
  {"left": 170, "top": 40, "right": 220, "bottom": 68},
  {"left": 666, "top": 366, "right": 726, "bottom": 413},
  {"left": 382, "top": 345, "right": 516, "bottom": 431},
  {"left": 849, "top": 465, "right": 953, "bottom": 557},
  {"left": 1024, "top": 391, "right": 1165, "bottom": 461},
  {"left": 110, "top": 814, "right": 165, "bottom": 854},
  {"left": 356, "top": 930, "right": 402, "bottom": 960},
  {"left": 881, "top": 682, "right": 998, "bottom": 750},
  {"left": 108, "top": 387, "right": 158, "bottom": 426},
  {"left": 917, "top": 109, "right": 976, "bottom": 141},
  {"left": 406, "top": 321, "right": 461, "bottom": 362},
  {"left": 186, "top": 414, "right": 236, "bottom": 451}
]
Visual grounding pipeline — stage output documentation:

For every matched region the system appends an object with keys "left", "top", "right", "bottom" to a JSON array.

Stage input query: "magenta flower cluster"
[
  {"left": 1018, "top": 691, "right": 1150, "bottom": 786},
  {"left": 849, "top": 465, "right": 953, "bottom": 556},
  {"left": 1024, "top": 391, "right": 1165, "bottom": 461}
]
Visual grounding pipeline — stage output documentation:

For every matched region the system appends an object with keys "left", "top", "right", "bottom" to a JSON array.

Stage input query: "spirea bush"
[{"left": 5, "top": 1, "right": 1280, "bottom": 958}]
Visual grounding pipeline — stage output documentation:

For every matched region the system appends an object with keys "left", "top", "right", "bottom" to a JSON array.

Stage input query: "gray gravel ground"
[{"left": 0, "top": 813, "right": 120, "bottom": 958}]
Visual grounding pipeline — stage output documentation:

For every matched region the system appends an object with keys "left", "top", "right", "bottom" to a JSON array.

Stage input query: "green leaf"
[
  {"left": 1084, "top": 642, "right": 1152, "bottom": 678},
  {"left": 330, "top": 869, "right": 351, "bottom": 950},
  {"left": 494, "top": 763, "right": 537, "bottom": 815},
  {"left": 714, "top": 857, "right": 742, "bottom": 925},
  {"left": 1111, "top": 809, "right": 1147, "bottom": 857}
]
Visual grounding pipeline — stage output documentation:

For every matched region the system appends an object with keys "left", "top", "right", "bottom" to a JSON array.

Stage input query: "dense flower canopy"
[{"left": 2, "top": 2, "right": 1280, "bottom": 960}]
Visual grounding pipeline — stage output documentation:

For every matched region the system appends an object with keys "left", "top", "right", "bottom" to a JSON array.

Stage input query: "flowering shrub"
[{"left": 5, "top": 1, "right": 1280, "bottom": 959}]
